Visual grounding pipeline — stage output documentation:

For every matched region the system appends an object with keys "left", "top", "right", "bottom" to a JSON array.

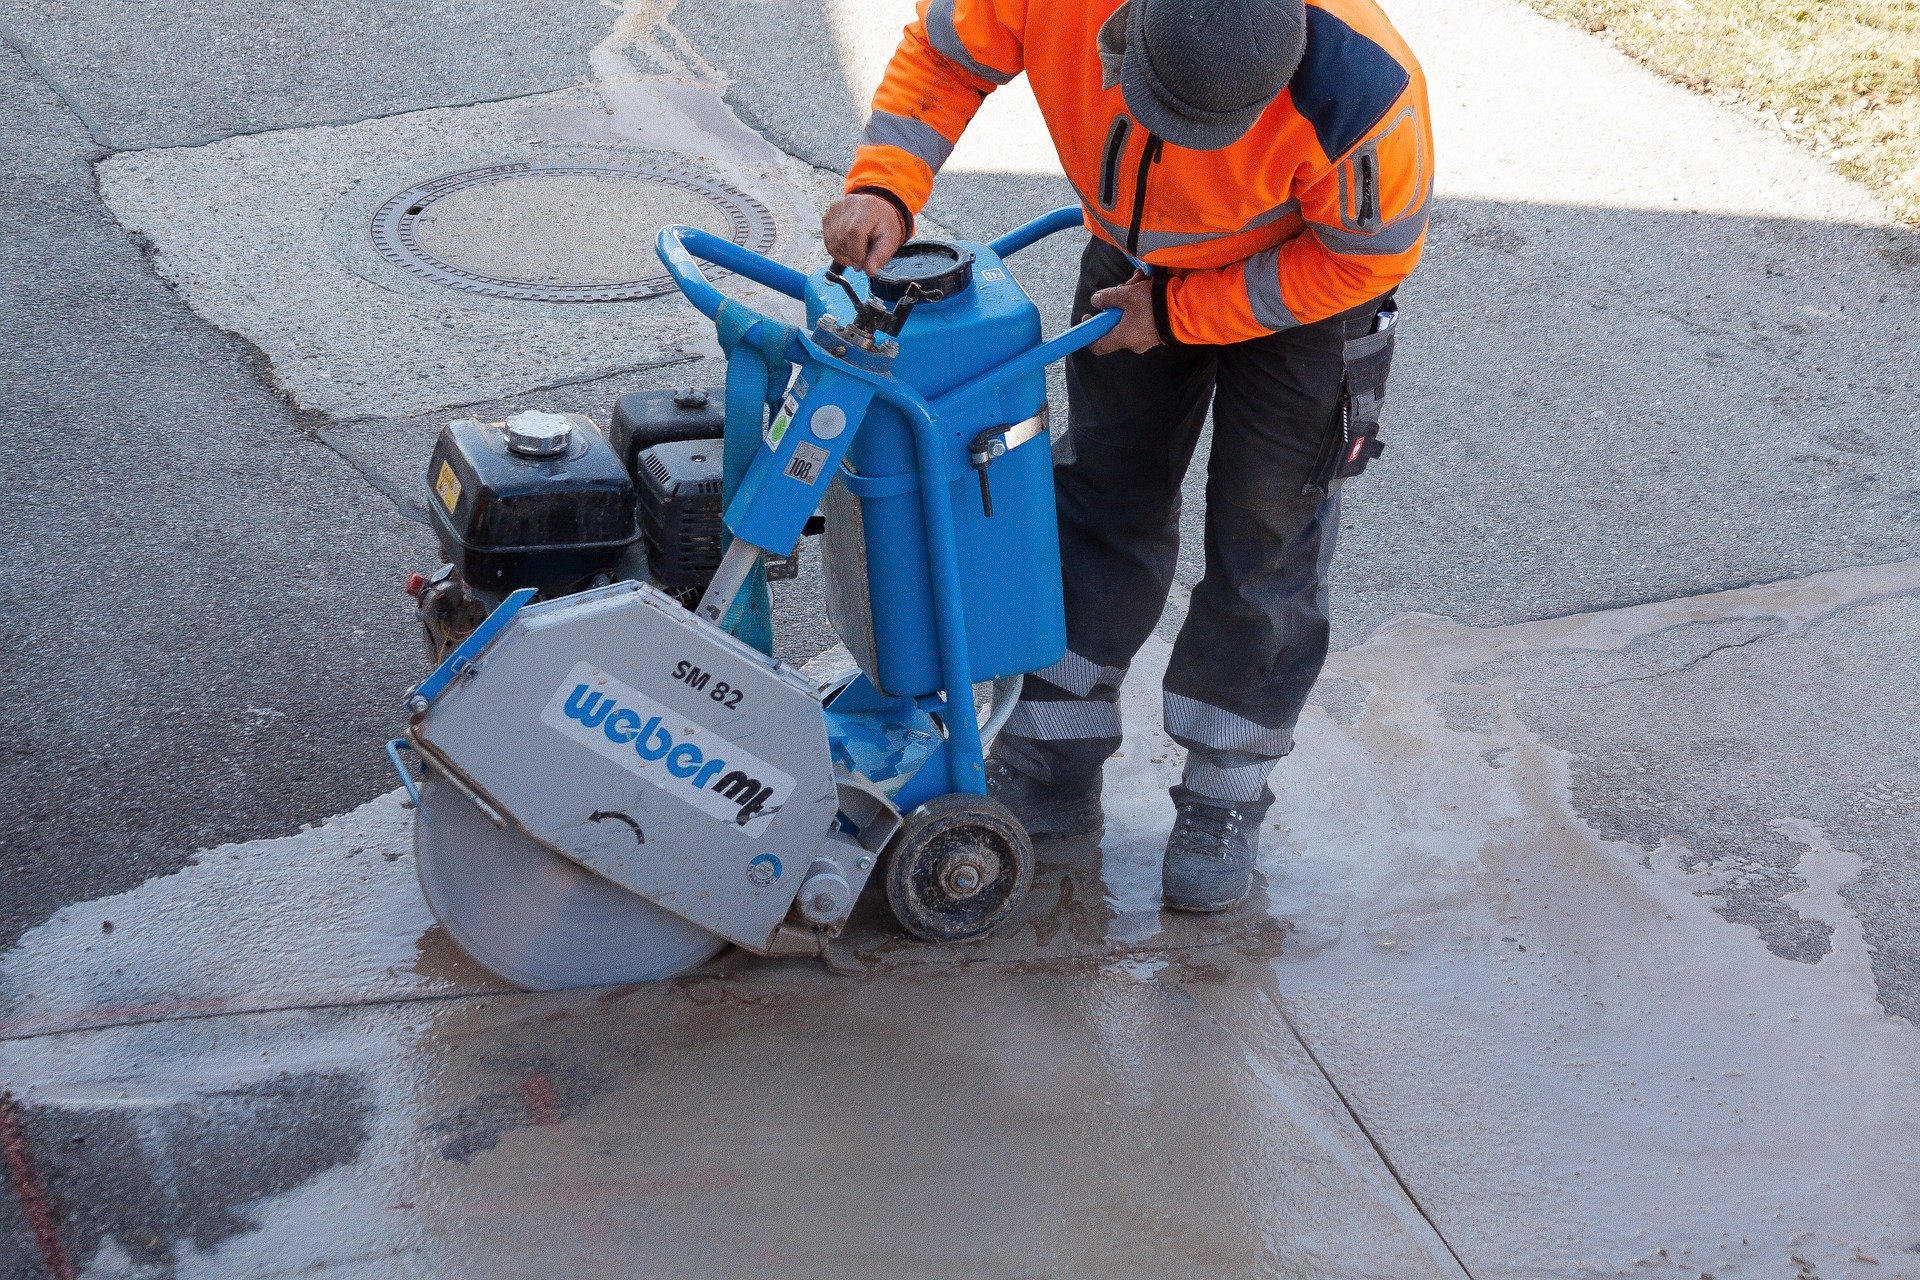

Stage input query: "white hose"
[{"left": 977, "top": 676, "right": 1024, "bottom": 746}]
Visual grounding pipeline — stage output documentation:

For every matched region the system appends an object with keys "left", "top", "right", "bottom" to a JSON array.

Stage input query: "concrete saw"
[
  {"left": 389, "top": 208, "right": 1130, "bottom": 989},
  {"left": 398, "top": 579, "right": 897, "bottom": 988}
]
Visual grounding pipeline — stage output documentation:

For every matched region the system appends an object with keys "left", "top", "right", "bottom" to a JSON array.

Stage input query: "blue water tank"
[{"left": 806, "top": 241, "right": 1066, "bottom": 699}]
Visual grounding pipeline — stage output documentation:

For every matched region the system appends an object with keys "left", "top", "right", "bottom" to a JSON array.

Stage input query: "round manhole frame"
[{"left": 368, "top": 160, "right": 777, "bottom": 304}]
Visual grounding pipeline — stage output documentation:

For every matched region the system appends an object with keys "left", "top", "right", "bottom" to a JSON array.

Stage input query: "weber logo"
[{"left": 540, "top": 662, "right": 794, "bottom": 837}]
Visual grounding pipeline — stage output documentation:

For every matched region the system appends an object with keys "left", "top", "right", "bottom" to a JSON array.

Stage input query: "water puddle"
[{"left": 1265, "top": 559, "right": 1920, "bottom": 1276}]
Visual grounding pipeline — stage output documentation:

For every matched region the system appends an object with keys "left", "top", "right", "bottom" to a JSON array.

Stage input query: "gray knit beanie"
[{"left": 1121, "top": 0, "right": 1308, "bottom": 150}]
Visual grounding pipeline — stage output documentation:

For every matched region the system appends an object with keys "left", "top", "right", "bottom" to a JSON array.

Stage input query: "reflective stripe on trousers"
[{"left": 994, "top": 239, "right": 1375, "bottom": 811}]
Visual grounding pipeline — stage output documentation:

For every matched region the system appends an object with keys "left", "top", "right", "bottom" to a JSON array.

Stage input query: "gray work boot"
[
  {"left": 984, "top": 754, "right": 1103, "bottom": 839},
  {"left": 1162, "top": 798, "right": 1261, "bottom": 913}
]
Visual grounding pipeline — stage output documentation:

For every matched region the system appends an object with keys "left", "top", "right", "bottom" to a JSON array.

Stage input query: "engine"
[{"left": 408, "top": 387, "right": 794, "bottom": 664}]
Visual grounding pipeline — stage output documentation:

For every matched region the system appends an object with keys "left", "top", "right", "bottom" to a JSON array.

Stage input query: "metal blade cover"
[{"left": 415, "top": 771, "right": 725, "bottom": 989}]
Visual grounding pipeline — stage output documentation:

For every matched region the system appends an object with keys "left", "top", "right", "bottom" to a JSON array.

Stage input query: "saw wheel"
[
  {"left": 414, "top": 769, "right": 726, "bottom": 989},
  {"left": 885, "top": 793, "right": 1033, "bottom": 943}
]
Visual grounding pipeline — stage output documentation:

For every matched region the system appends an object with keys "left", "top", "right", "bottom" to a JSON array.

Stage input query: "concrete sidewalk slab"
[
  {"left": 95, "top": 15, "right": 836, "bottom": 421},
  {"left": 1267, "top": 558, "right": 1920, "bottom": 1275},
  {"left": 0, "top": 640, "right": 1467, "bottom": 1279},
  {"left": 0, "top": 971, "right": 1463, "bottom": 1279}
]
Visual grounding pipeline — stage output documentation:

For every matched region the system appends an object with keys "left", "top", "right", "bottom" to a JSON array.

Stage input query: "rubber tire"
[{"left": 885, "top": 793, "right": 1034, "bottom": 943}]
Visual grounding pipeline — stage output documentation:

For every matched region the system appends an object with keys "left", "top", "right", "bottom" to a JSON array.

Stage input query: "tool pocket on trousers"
[{"left": 1303, "top": 300, "right": 1397, "bottom": 496}]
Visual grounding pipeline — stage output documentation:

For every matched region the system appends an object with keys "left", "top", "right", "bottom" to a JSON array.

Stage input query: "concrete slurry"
[{"left": 5, "top": 565, "right": 1917, "bottom": 1275}]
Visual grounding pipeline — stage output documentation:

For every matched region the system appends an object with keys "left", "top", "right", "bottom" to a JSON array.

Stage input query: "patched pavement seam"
[
  {"left": 83, "top": 83, "right": 608, "bottom": 156},
  {"left": 309, "top": 427, "right": 434, "bottom": 525},
  {"left": 1391, "top": 553, "right": 1920, "bottom": 644}
]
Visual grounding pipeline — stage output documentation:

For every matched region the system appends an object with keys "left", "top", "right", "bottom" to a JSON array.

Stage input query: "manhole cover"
[{"left": 370, "top": 161, "right": 777, "bottom": 302}]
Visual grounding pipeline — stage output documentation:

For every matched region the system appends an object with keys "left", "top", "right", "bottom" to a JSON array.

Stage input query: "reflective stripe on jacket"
[{"left": 846, "top": 0, "right": 1434, "bottom": 345}]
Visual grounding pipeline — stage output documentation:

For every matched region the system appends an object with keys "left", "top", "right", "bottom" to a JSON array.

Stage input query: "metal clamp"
[
  {"left": 405, "top": 586, "right": 537, "bottom": 713},
  {"left": 965, "top": 408, "right": 1047, "bottom": 518}
]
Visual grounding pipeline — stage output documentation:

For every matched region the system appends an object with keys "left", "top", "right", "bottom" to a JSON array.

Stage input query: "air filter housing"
[{"left": 636, "top": 439, "right": 728, "bottom": 591}]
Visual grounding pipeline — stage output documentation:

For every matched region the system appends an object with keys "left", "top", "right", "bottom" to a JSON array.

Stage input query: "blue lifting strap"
[{"left": 712, "top": 300, "right": 798, "bottom": 656}]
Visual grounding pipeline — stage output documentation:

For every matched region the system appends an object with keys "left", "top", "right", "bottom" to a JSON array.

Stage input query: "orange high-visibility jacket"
[{"left": 847, "top": 0, "right": 1433, "bottom": 346}]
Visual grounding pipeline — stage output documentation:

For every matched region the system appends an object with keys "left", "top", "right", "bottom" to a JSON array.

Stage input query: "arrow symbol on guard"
[{"left": 589, "top": 810, "right": 646, "bottom": 846}]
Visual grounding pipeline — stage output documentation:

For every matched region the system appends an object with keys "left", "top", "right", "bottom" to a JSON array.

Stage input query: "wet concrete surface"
[
  {"left": 1474, "top": 589, "right": 1920, "bottom": 1006},
  {"left": 7, "top": 569, "right": 1920, "bottom": 1275},
  {"left": 1285, "top": 562, "right": 1920, "bottom": 1275},
  {"left": 0, "top": 649, "right": 1470, "bottom": 1277}
]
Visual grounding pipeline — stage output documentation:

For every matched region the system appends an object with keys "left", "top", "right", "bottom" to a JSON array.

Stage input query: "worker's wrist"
[
  {"left": 849, "top": 186, "right": 914, "bottom": 243},
  {"left": 1149, "top": 271, "right": 1179, "bottom": 347}
]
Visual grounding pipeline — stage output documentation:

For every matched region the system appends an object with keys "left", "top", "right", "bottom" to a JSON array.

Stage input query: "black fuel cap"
[{"left": 870, "top": 240, "right": 974, "bottom": 303}]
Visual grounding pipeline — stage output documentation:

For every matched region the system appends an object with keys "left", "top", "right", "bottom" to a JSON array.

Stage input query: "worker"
[{"left": 823, "top": 0, "right": 1432, "bottom": 912}]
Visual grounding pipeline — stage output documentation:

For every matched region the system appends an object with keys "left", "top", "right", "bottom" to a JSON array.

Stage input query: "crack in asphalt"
[
  {"left": 1584, "top": 624, "right": 1785, "bottom": 688},
  {"left": 1500, "top": 580, "right": 1918, "bottom": 698},
  {"left": 309, "top": 428, "right": 434, "bottom": 525},
  {"left": 0, "top": 19, "right": 107, "bottom": 155},
  {"left": 320, "top": 349, "right": 708, "bottom": 432}
]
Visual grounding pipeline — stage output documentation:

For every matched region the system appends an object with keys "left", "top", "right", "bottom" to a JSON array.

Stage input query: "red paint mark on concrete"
[
  {"left": 0, "top": 1090, "right": 75, "bottom": 1280},
  {"left": 521, "top": 1075, "right": 561, "bottom": 1126}
]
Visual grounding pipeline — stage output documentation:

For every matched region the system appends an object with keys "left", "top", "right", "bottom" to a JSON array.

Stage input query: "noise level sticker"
[
  {"left": 765, "top": 373, "right": 809, "bottom": 448},
  {"left": 784, "top": 442, "right": 830, "bottom": 484}
]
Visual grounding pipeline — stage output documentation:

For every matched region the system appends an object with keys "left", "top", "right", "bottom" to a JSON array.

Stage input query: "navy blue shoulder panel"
[{"left": 1289, "top": 7, "right": 1411, "bottom": 160}]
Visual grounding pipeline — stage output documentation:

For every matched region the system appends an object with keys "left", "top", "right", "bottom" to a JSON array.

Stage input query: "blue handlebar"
[
  {"left": 656, "top": 206, "right": 1119, "bottom": 400},
  {"left": 931, "top": 308, "right": 1120, "bottom": 414},
  {"left": 988, "top": 206, "right": 1087, "bottom": 258},
  {"left": 660, "top": 203, "right": 1096, "bottom": 323},
  {"left": 654, "top": 226, "right": 810, "bottom": 322}
]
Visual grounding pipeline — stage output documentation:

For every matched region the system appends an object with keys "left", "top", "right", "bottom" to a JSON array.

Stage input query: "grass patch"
[{"left": 1520, "top": 0, "right": 1920, "bottom": 223}]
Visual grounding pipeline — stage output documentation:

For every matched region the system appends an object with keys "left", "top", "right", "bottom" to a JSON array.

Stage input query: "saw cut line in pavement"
[{"left": 368, "top": 160, "right": 775, "bottom": 302}]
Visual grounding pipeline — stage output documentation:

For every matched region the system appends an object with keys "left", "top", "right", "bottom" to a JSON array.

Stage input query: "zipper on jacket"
[
  {"left": 1125, "top": 133, "right": 1164, "bottom": 257},
  {"left": 1097, "top": 115, "right": 1132, "bottom": 209},
  {"left": 1356, "top": 152, "right": 1378, "bottom": 226}
]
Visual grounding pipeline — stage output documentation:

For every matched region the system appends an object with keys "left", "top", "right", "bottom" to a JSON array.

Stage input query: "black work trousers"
[{"left": 996, "top": 238, "right": 1390, "bottom": 813}]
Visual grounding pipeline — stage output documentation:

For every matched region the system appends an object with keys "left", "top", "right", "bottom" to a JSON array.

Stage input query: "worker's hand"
[
  {"left": 823, "top": 193, "right": 907, "bottom": 276},
  {"left": 1087, "top": 271, "right": 1163, "bottom": 355}
]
